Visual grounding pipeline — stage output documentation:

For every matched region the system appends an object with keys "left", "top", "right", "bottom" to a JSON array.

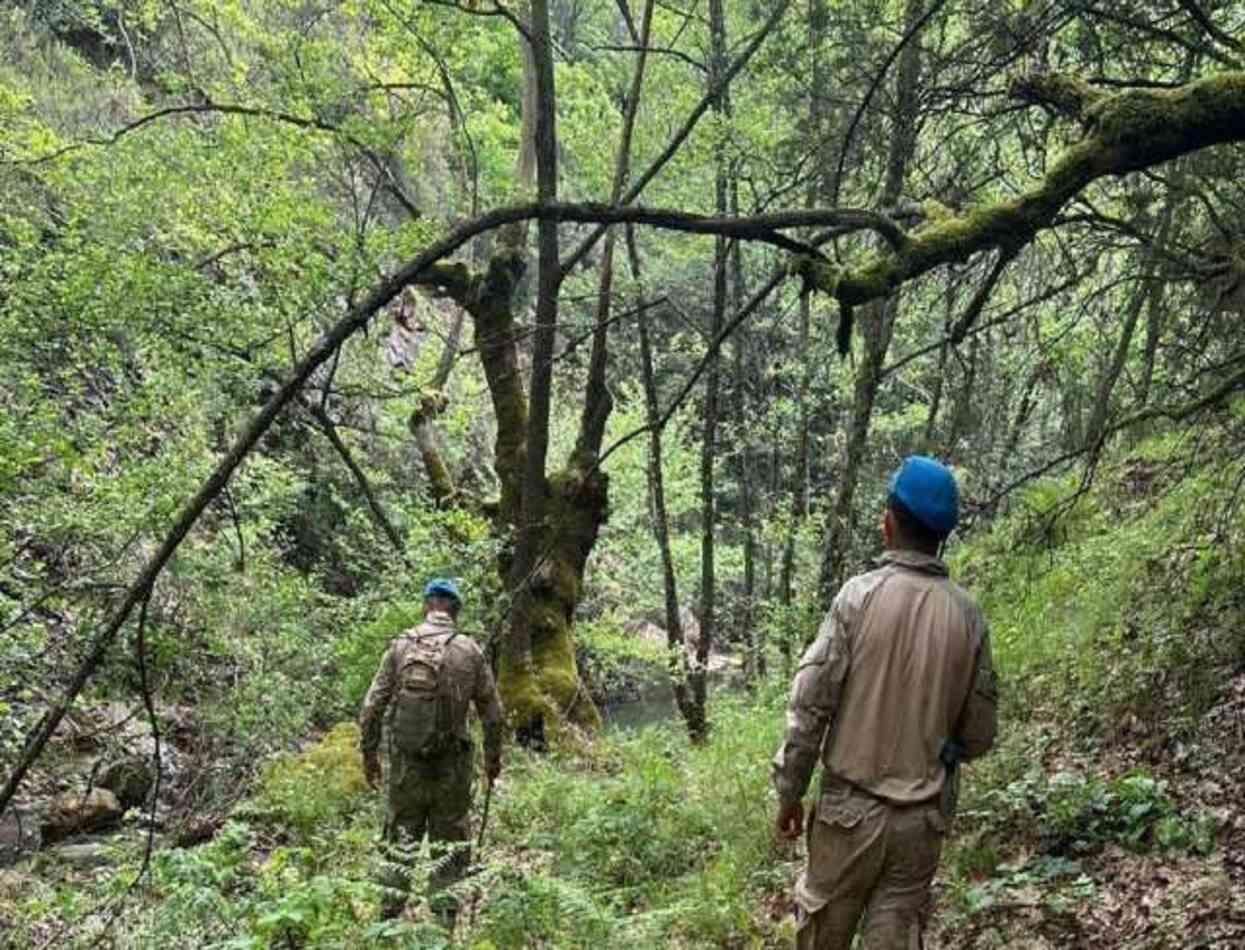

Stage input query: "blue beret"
[
  {"left": 889, "top": 456, "right": 959, "bottom": 536},
  {"left": 422, "top": 577, "right": 462, "bottom": 602}
]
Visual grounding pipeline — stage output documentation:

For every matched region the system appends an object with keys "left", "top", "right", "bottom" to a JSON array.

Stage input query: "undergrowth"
[
  {"left": 6, "top": 431, "right": 1241, "bottom": 948},
  {"left": 4, "top": 690, "right": 794, "bottom": 949},
  {"left": 955, "top": 428, "right": 1245, "bottom": 733}
]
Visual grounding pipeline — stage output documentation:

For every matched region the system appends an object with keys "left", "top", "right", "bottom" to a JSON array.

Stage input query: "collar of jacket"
[
  {"left": 876, "top": 549, "right": 949, "bottom": 576},
  {"left": 420, "top": 611, "right": 457, "bottom": 632}
]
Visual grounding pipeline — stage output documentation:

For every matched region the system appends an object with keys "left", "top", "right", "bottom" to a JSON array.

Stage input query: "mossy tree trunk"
[
  {"left": 410, "top": 1, "right": 657, "bottom": 739},
  {"left": 415, "top": 253, "right": 604, "bottom": 735}
]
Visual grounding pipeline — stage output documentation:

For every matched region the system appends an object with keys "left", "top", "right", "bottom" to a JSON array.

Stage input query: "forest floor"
[
  {"left": 920, "top": 670, "right": 1245, "bottom": 949},
  {"left": 6, "top": 448, "right": 1245, "bottom": 947},
  {"left": 4, "top": 670, "right": 1243, "bottom": 948}
]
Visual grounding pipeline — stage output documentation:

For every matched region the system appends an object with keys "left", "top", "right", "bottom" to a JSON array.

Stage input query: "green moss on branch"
[{"left": 805, "top": 71, "right": 1245, "bottom": 327}]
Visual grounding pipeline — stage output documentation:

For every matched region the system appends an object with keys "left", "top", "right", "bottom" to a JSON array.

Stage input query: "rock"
[
  {"left": 99, "top": 756, "right": 154, "bottom": 809},
  {"left": 0, "top": 867, "right": 34, "bottom": 902},
  {"left": 174, "top": 815, "right": 222, "bottom": 849},
  {"left": 0, "top": 808, "right": 41, "bottom": 867},
  {"left": 41, "top": 788, "right": 122, "bottom": 843},
  {"left": 50, "top": 842, "right": 113, "bottom": 869},
  {"left": 627, "top": 622, "right": 669, "bottom": 647}
]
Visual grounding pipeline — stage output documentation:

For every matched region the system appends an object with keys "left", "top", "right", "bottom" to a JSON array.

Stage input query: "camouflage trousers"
[
  {"left": 794, "top": 779, "right": 946, "bottom": 950},
  {"left": 379, "top": 746, "right": 474, "bottom": 921}
]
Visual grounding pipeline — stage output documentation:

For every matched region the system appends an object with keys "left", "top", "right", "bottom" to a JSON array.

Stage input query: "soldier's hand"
[
  {"left": 363, "top": 753, "right": 382, "bottom": 790},
  {"left": 486, "top": 759, "right": 501, "bottom": 783},
  {"left": 776, "top": 800, "right": 804, "bottom": 840}
]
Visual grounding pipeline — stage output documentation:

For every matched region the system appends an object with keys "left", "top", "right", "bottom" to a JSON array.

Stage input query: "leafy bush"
[
  {"left": 972, "top": 767, "right": 1213, "bottom": 857},
  {"left": 253, "top": 723, "right": 371, "bottom": 839}
]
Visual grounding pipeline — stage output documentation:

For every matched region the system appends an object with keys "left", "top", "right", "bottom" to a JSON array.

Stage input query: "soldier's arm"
[
  {"left": 358, "top": 644, "right": 397, "bottom": 756},
  {"left": 770, "top": 589, "right": 856, "bottom": 807},
  {"left": 955, "top": 623, "right": 998, "bottom": 761},
  {"left": 473, "top": 653, "right": 504, "bottom": 776}
]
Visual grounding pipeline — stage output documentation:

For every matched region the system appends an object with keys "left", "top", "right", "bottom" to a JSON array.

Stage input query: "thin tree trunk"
[
  {"left": 777, "top": 0, "right": 829, "bottom": 670},
  {"left": 572, "top": 0, "right": 654, "bottom": 468},
  {"left": 921, "top": 339, "right": 947, "bottom": 453},
  {"left": 816, "top": 0, "right": 925, "bottom": 608},
  {"left": 631, "top": 229, "right": 696, "bottom": 730},
  {"left": 1001, "top": 361, "right": 1045, "bottom": 462},
  {"left": 731, "top": 185, "right": 760, "bottom": 682},
  {"left": 778, "top": 291, "right": 811, "bottom": 673},
  {"left": 921, "top": 289, "right": 954, "bottom": 452},
  {"left": 690, "top": 0, "right": 730, "bottom": 742},
  {"left": 1086, "top": 188, "right": 1177, "bottom": 456},
  {"left": 1137, "top": 284, "right": 1166, "bottom": 410},
  {"left": 945, "top": 332, "right": 980, "bottom": 453}
]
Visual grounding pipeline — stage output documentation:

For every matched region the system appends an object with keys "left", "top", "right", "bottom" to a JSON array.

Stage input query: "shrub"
[{"left": 253, "top": 722, "right": 370, "bottom": 839}]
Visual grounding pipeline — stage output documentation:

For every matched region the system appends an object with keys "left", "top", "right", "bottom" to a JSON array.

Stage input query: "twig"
[
  {"left": 223, "top": 488, "right": 245, "bottom": 572},
  {"left": 989, "top": 360, "right": 1245, "bottom": 505},
  {"left": 558, "top": 0, "right": 796, "bottom": 279}
]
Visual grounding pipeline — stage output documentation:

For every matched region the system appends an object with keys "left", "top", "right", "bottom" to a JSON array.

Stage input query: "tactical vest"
[{"left": 389, "top": 624, "right": 459, "bottom": 758}]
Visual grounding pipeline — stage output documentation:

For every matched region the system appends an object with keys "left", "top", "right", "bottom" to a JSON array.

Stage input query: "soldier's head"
[
  {"left": 882, "top": 456, "right": 959, "bottom": 555},
  {"left": 422, "top": 577, "right": 462, "bottom": 618}
]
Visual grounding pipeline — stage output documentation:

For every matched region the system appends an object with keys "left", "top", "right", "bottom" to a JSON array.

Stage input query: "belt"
[{"left": 822, "top": 774, "right": 938, "bottom": 810}]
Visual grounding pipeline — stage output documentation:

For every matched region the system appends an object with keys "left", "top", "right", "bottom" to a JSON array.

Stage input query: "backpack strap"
[{"left": 413, "top": 620, "right": 458, "bottom": 649}]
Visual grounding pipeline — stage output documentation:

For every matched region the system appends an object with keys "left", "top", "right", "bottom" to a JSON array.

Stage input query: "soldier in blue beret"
[
  {"left": 360, "top": 578, "right": 503, "bottom": 927},
  {"left": 772, "top": 457, "right": 998, "bottom": 949}
]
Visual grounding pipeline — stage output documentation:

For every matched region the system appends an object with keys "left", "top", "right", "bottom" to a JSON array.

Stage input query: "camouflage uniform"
[
  {"left": 772, "top": 551, "right": 998, "bottom": 950},
  {"left": 359, "top": 610, "right": 503, "bottom": 921}
]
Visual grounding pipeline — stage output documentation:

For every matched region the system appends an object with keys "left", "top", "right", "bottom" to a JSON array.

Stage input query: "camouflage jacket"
[
  {"left": 772, "top": 550, "right": 997, "bottom": 808},
  {"left": 358, "top": 611, "right": 503, "bottom": 771}
]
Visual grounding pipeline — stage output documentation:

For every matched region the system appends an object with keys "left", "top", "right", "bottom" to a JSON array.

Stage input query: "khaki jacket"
[
  {"left": 772, "top": 550, "right": 997, "bottom": 807},
  {"left": 359, "top": 612, "right": 504, "bottom": 772}
]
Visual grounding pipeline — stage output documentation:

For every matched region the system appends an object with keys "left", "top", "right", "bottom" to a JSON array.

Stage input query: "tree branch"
[
  {"left": 830, "top": 0, "right": 951, "bottom": 207},
  {"left": 591, "top": 42, "right": 705, "bottom": 72},
  {"left": 1174, "top": 0, "right": 1245, "bottom": 54},
  {"left": 1010, "top": 73, "right": 1108, "bottom": 123},
  {"left": 989, "top": 357, "right": 1245, "bottom": 505},
  {"left": 558, "top": 0, "right": 794, "bottom": 278},
  {"left": 304, "top": 401, "right": 408, "bottom": 556},
  {"left": 803, "top": 72, "right": 1245, "bottom": 315}
]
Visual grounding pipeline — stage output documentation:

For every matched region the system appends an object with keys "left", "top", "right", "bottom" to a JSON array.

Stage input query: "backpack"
[{"left": 389, "top": 626, "right": 459, "bottom": 758}]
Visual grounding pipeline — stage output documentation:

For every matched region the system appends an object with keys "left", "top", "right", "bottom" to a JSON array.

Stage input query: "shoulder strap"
[{"left": 413, "top": 619, "right": 459, "bottom": 644}]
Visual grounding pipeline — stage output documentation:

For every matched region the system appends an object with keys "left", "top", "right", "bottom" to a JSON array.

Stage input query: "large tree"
[{"left": 6, "top": 0, "right": 1245, "bottom": 812}]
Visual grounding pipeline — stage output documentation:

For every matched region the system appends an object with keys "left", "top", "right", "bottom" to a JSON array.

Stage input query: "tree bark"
[
  {"left": 816, "top": 0, "right": 925, "bottom": 608},
  {"left": 633, "top": 232, "right": 697, "bottom": 732},
  {"left": 689, "top": 0, "right": 731, "bottom": 743}
]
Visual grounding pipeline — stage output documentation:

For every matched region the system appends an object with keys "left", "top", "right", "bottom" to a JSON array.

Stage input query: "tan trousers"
[{"left": 794, "top": 782, "right": 946, "bottom": 950}]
